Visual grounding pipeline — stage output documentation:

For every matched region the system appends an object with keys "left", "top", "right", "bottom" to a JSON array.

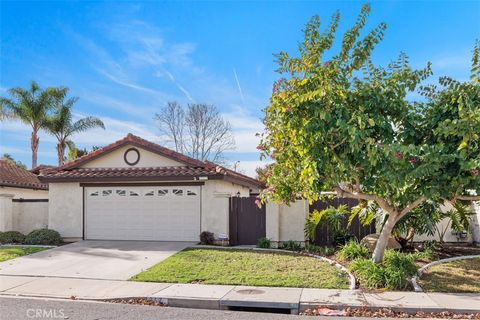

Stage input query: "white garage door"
[{"left": 85, "top": 186, "right": 201, "bottom": 241}]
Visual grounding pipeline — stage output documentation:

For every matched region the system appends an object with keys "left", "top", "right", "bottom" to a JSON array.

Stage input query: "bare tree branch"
[{"left": 155, "top": 102, "right": 235, "bottom": 162}]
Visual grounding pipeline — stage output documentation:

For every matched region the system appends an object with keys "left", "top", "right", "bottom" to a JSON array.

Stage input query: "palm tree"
[
  {"left": 0, "top": 81, "right": 57, "bottom": 168},
  {"left": 46, "top": 91, "right": 105, "bottom": 166}
]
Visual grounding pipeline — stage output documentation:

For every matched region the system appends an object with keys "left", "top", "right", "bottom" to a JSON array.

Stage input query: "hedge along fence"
[{"left": 310, "top": 198, "right": 376, "bottom": 246}]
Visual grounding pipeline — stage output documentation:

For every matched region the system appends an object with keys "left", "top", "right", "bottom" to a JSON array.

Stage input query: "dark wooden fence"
[
  {"left": 229, "top": 196, "right": 266, "bottom": 246},
  {"left": 310, "top": 198, "right": 376, "bottom": 246}
]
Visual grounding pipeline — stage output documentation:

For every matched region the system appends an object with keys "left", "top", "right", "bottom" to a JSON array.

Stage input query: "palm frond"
[{"left": 70, "top": 117, "right": 105, "bottom": 135}]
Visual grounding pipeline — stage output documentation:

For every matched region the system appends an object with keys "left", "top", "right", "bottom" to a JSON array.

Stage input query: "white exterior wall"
[
  {"left": 0, "top": 194, "right": 14, "bottom": 232},
  {"left": 81, "top": 145, "right": 185, "bottom": 168},
  {"left": 12, "top": 202, "right": 48, "bottom": 234},
  {"left": 47, "top": 179, "right": 250, "bottom": 241},
  {"left": 48, "top": 182, "right": 83, "bottom": 240},
  {"left": 0, "top": 186, "right": 48, "bottom": 199},
  {"left": 413, "top": 202, "right": 474, "bottom": 243},
  {"left": 266, "top": 200, "right": 309, "bottom": 245},
  {"left": 201, "top": 180, "right": 250, "bottom": 239}
]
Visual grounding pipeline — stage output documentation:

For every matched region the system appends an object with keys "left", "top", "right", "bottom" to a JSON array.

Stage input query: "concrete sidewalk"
[{"left": 0, "top": 275, "right": 479, "bottom": 314}]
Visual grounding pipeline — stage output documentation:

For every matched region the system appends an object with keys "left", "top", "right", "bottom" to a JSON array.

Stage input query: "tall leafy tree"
[
  {"left": 0, "top": 81, "right": 57, "bottom": 168},
  {"left": 258, "top": 4, "right": 480, "bottom": 263},
  {"left": 45, "top": 90, "right": 105, "bottom": 166}
]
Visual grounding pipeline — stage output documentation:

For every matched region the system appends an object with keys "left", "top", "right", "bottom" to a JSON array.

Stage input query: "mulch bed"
[
  {"left": 435, "top": 244, "right": 480, "bottom": 259},
  {"left": 302, "top": 306, "right": 480, "bottom": 319}
]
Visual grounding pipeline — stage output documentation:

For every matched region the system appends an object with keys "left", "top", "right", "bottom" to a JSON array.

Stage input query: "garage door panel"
[{"left": 85, "top": 186, "right": 200, "bottom": 241}]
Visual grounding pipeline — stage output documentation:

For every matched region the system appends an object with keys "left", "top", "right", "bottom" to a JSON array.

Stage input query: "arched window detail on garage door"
[
  {"left": 129, "top": 191, "right": 140, "bottom": 196},
  {"left": 102, "top": 190, "right": 113, "bottom": 196},
  {"left": 158, "top": 189, "right": 168, "bottom": 196},
  {"left": 144, "top": 190, "right": 154, "bottom": 196},
  {"left": 187, "top": 190, "right": 197, "bottom": 196},
  {"left": 172, "top": 189, "right": 183, "bottom": 196},
  {"left": 89, "top": 191, "right": 99, "bottom": 197},
  {"left": 116, "top": 190, "right": 126, "bottom": 196}
]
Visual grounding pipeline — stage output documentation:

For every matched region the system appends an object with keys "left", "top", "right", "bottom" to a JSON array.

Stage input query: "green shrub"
[
  {"left": 349, "top": 249, "right": 418, "bottom": 290},
  {"left": 305, "top": 243, "right": 336, "bottom": 256},
  {"left": 413, "top": 241, "right": 438, "bottom": 261},
  {"left": 336, "top": 240, "right": 370, "bottom": 261},
  {"left": 0, "top": 231, "right": 25, "bottom": 244},
  {"left": 256, "top": 237, "right": 271, "bottom": 249},
  {"left": 350, "top": 258, "right": 386, "bottom": 289},
  {"left": 281, "top": 240, "right": 303, "bottom": 251},
  {"left": 24, "top": 229, "right": 62, "bottom": 245}
]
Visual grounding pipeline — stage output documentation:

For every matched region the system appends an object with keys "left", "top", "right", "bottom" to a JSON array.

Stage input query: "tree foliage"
[
  {"left": 45, "top": 88, "right": 105, "bottom": 166},
  {"left": 0, "top": 81, "right": 58, "bottom": 168},
  {"left": 258, "top": 4, "right": 480, "bottom": 262},
  {"left": 1, "top": 153, "right": 27, "bottom": 169}
]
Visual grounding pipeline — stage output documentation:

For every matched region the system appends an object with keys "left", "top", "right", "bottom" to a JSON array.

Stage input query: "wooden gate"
[
  {"left": 310, "top": 198, "right": 376, "bottom": 246},
  {"left": 229, "top": 196, "right": 266, "bottom": 246}
]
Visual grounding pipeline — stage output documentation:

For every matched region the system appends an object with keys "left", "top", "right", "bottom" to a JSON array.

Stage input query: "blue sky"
[{"left": 1, "top": 1, "right": 479, "bottom": 176}]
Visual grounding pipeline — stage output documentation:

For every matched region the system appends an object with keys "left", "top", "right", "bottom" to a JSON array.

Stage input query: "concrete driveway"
[{"left": 0, "top": 240, "right": 193, "bottom": 280}]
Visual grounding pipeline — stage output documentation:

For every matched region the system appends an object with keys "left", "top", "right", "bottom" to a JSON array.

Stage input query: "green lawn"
[
  {"left": 420, "top": 258, "right": 480, "bottom": 293},
  {"left": 131, "top": 248, "right": 350, "bottom": 289},
  {"left": 0, "top": 246, "right": 49, "bottom": 262}
]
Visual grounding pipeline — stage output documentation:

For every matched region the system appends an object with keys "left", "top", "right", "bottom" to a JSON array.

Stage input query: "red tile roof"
[
  {"left": 39, "top": 134, "right": 263, "bottom": 189},
  {"left": 0, "top": 160, "right": 48, "bottom": 190}
]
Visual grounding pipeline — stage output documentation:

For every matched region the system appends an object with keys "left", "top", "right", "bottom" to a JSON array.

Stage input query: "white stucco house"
[
  {"left": 38, "top": 134, "right": 264, "bottom": 242},
  {"left": 0, "top": 160, "right": 49, "bottom": 233}
]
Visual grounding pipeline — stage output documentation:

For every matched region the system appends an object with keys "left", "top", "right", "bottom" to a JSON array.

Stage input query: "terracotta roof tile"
[{"left": 0, "top": 160, "right": 48, "bottom": 190}]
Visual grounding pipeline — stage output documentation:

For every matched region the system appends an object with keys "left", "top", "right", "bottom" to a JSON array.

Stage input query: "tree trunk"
[
  {"left": 31, "top": 129, "right": 39, "bottom": 169},
  {"left": 372, "top": 212, "right": 398, "bottom": 263},
  {"left": 57, "top": 142, "right": 65, "bottom": 166}
]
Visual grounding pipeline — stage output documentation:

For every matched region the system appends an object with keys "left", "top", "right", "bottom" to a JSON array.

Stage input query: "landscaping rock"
[{"left": 360, "top": 234, "right": 401, "bottom": 253}]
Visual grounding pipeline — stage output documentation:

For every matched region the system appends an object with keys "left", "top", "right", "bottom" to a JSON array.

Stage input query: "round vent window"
[{"left": 124, "top": 148, "right": 140, "bottom": 166}]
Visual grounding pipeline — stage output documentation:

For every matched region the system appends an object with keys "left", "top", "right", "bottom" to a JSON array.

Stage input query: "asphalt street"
[{"left": 0, "top": 296, "right": 361, "bottom": 320}]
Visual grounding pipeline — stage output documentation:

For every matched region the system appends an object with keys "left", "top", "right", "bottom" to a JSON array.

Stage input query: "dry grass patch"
[{"left": 420, "top": 258, "right": 480, "bottom": 293}]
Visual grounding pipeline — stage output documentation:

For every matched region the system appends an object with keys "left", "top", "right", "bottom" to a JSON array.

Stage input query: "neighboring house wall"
[
  {"left": 413, "top": 202, "right": 474, "bottom": 243},
  {"left": 0, "top": 186, "right": 48, "bottom": 199},
  {"left": 0, "top": 187, "right": 48, "bottom": 233},
  {"left": 0, "top": 194, "right": 14, "bottom": 231},
  {"left": 12, "top": 201, "right": 48, "bottom": 234},
  {"left": 266, "top": 200, "right": 309, "bottom": 245},
  {"left": 48, "top": 182, "right": 83, "bottom": 241},
  {"left": 472, "top": 201, "right": 480, "bottom": 243},
  {"left": 80, "top": 145, "right": 185, "bottom": 168}
]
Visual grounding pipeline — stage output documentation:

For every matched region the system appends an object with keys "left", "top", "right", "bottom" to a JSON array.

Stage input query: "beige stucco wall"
[
  {"left": 201, "top": 180, "right": 250, "bottom": 239},
  {"left": 81, "top": 145, "right": 185, "bottom": 168},
  {"left": 47, "top": 179, "right": 250, "bottom": 241},
  {"left": 0, "top": 186, "right": 48, "bottom": 199},
  {"left": 0, "top": 194, "right": 14, "bottom": 231},
  {"left": 413, "top": 202, "right": 474, "bottom": 243},
  {"left": 48, "top": 182, "right": 83, "bottom": 240},
  {"left": 12, "top": 202, "right": 48, "bottom": 234},
  {"left": 266, "top": 200, "right": 309, "bottom": 244}
]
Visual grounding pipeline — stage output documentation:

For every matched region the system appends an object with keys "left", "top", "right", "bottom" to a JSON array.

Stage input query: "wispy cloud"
[{"left": 160, "top": 70, "right": 195, "bottom": 102}]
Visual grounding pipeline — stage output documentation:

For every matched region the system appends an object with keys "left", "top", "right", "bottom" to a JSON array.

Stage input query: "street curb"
[
  {"left": 411, "top": 254, "right": 480, "bottom": 292},
  {"left": 191, "top": 245, "right": 356, "bottom": 289}
]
